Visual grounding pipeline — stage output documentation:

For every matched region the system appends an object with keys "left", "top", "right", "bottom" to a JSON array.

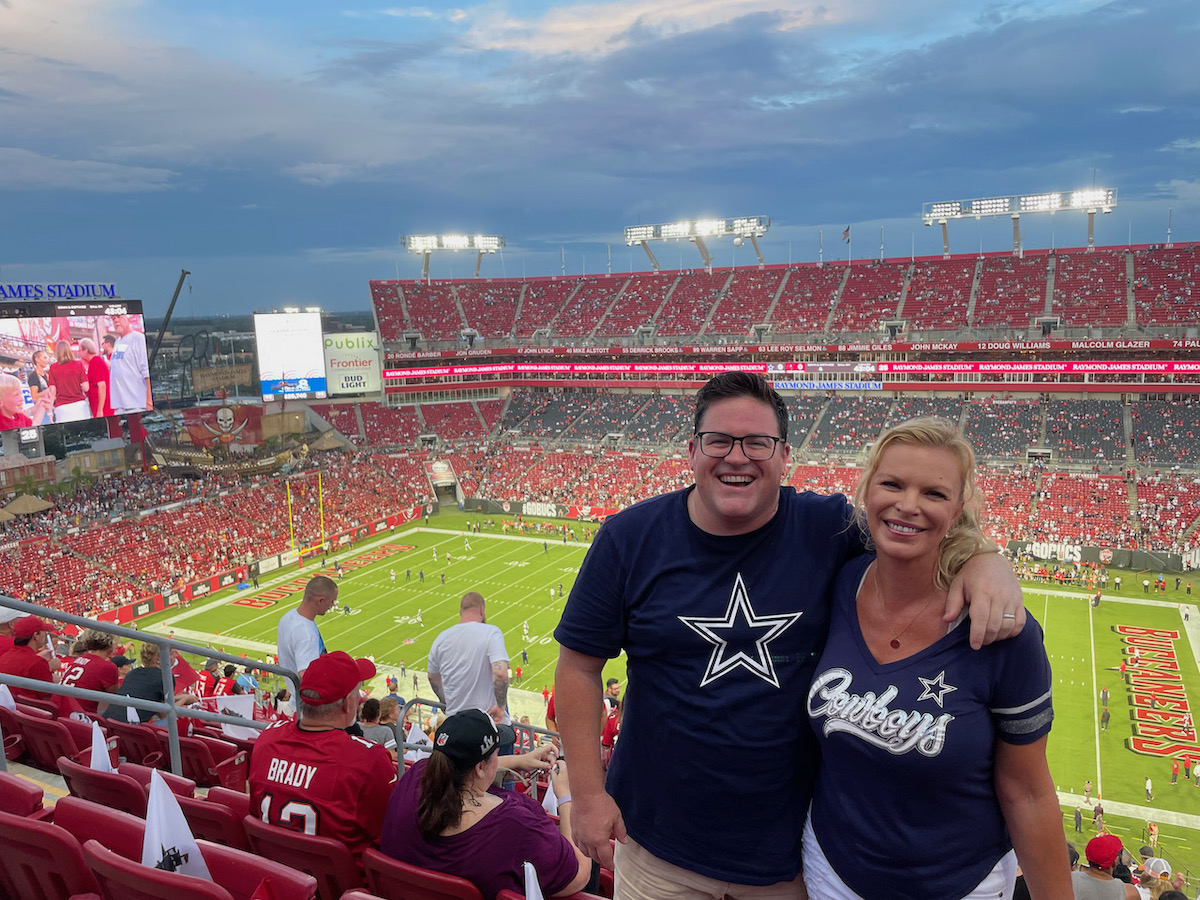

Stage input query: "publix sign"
[{"left": 323, "top": 332, "right": 381, "bottom": 396}]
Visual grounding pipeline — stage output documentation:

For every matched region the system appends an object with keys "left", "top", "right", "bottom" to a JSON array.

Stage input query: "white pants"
[{"left": 53, "top": 399, "right": 92, "bottom": 422}]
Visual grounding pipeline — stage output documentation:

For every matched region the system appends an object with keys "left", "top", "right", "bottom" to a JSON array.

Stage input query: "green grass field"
[{"left": 132, "top": 510, "right": 1200, "bottom": 879}]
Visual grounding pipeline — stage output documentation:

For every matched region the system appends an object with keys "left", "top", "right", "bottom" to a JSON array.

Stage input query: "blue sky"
[{"left": 0, "top": 0, "right": 1197, "bottom": 316}]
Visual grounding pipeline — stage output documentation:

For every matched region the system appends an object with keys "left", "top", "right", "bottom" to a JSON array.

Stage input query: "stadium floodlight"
[
  {"left": 622, "top": 216, "right": 770, "bottom": 273},
  {"left": 922, "top": 189, "right": 1117, "bottom": 255},
  {"left": 402, "top": 233, "right": 507, "bottom": 280}
]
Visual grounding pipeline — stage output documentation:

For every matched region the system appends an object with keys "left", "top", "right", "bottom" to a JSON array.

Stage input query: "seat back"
[
  {"left": 0, "top": 807, "right": 102, "bottom": 900},
  {"left": 58, "top": 755, "right": 149, "bottom": 817},
  {"left": 13, "top": 709, "right": 83, "bottom": 771},
  {"left": 360, "top": 849, "right": 484, "bottom": 900},
  {"left": 82, "top": 838, "right": 235, "bottom": 900},
  {"left": 54, "top": 794, "right": 148, "bottom": 862},
  {"left": 205, "top": 785, "right": 252, "bottom": 820},
  {"left": 156, "top": 731, "right": 247, "bottom": 788},
  {"left": 119, "top": 760, "right": 197, "bottom": 797},
  {"left": 178, "top": 793, "right": 250, "bottom": 851},
  {"left": 196, "top": 839, "right": 318, "bottom": 900},
  {"left": 242, "top": 815, "right": 362, "bottom": 900},
  {"left": 104, "top": 717, "right": 167, "bottom": 767},
  {"left": 0, "top": 770, "right": 46, "bottom": 817},
  {"left": 339, "top": 893, "right": 388, "bottom": 900},
  {"left": 0, "top": 704, "right": 27, "bottom": 761}
]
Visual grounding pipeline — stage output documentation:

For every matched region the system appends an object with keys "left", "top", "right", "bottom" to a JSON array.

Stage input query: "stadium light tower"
[
  {"left": 623, "top": 217, "right": 770, "bottom": 274},
  {"left": 403, "top": 233, "right": 506, "bottom": 280},
  {"left": 921, "top": 189, "right": 1116, "bottom": 257}
]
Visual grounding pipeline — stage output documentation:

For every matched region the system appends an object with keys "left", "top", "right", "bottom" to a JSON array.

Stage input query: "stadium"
[{"left": 2, "top": 0, "right": 1200, "bottom": 893}]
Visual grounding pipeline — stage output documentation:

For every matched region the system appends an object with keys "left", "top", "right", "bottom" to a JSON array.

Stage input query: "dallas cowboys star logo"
[
  {"left": 678, "top": 573, "right": 803, "bottom": 688},
  {"left": 916, "top": 670, "right": 957, "bottom": 708}
]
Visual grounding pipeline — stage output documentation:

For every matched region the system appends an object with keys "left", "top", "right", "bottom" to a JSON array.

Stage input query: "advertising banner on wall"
[
  {"left": 253, "top": 312, "right": 328, "bottom": 401},
  {"left": 323, "top": 332, "right": 380, "bottom": 396},
  {"left": 192, "top": 364, "right": 254, "bottom": 393}
]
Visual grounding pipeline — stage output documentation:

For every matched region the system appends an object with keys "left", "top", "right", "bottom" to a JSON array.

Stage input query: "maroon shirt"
[
  {"left": 86, "top": 354, "right": 114, "bottom": 417},
  {"left": 48, "top": 359, "right": 88, "bottom": 406},
  {"left": 58, "top": 652, "right": 120, "bottom": 714}
]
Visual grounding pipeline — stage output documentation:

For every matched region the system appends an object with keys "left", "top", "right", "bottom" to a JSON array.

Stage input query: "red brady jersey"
[
  {"left": 58, "top": 653, "right": 120, "bottom": 714},
  {"left": 249, "top": 719, "right": 397, "bottom": 862}
]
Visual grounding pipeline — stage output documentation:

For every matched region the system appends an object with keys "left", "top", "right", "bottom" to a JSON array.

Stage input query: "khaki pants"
[{"left": 614, "top": 837, "right": 807, "bottom": 900}]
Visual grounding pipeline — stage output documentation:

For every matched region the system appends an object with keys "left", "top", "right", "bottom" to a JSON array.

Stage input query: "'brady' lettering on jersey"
[
  {"left": 266, "top": 757, "right": 318, "bottom": 789},
  {"left": 807, "top": 667, "right": 954, "bottom": 757}
]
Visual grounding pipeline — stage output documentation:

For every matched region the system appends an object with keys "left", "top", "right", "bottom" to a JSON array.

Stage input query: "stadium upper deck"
[{"left": 369, "top": 243, "right": 1200, "bottom": 348}]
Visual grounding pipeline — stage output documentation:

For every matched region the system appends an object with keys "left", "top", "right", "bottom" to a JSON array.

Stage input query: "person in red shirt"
[
  {"left": 213, "top": 664, "right": 240, "bottom": 696},
  {"left": 0, "top": 616, "right": 63, "bottom": 703},
  {"left": 79, "top": 337, "right": 114, "bottom": 419},
  {"left": 46, "top": 340, "right": 91, "bottom": 423},
  {"left": 196, "top": 658, "right": 221, "bottom": 697},
  {"left": 58, "top": 628, "right": 121, "bottom": 715},
  {"left": 0, "top": 607, "right": 24, "bottom": 656},
  {"left": 248, "top": 652, "right": 396, "bottom": 866},
  {"left": 0, "top": 373, "right": 46, "bottom": 431}
]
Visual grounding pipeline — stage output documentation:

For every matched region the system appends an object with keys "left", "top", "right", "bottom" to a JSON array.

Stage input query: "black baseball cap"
[{"left": 432, "top": 709, "right": 515, "bottom": 768}]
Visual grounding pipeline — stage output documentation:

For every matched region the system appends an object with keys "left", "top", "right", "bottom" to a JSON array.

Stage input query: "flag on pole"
[
  {"left": 89, "top": 720, "right": 114, "bottom": 773},
  {"left": 523, "top": 861, "right": 546, "bottom": 900},
  {"left": 842, "top": 226, "right": 851, "bottom": 242},
  {"left": 142, "top": 768, "right": 213, "bottom": 880},
  {"left": 541, "top": 773, "right": 559, "bottom": 815},
  {"left": 126, "top": 702, "right": 141, "bottom": 724},
  {"left": 172, "top": 653, "right": 200, "bottom": 692}
]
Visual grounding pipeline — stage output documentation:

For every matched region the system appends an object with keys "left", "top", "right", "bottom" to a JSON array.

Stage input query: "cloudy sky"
[{"left": 0, "top": 0, "right": 1197, "bottom": 316}]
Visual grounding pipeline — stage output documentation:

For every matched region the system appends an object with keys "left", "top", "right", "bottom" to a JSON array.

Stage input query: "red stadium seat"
[
  {"left": 195, "top": 838, "right": 319, "bottom": 900},
  {"left": 82, "top": 838, "right": 235, "bottom": 900},
  {"left": 58, "top": 755, "right": 149, "bottom": 817},
  {"left": 0, "top": 770, "right": 52, "bottom": 819},
  {"left": 0, "top": 807, "right": 103, "bottom": 899},
  {"left": 496, "top": 891, "right": 607, "bottom": 900},
  {"left": 0, "top": 704, "right": 27, "bottom": 761},
  {"left": 53, "top": 794, "right": 147, "bottom": 863},
  {"left": 340, "top": 892, "right": 387, "bottom": 900},
  {"left": 204, "top": 785, "right": 252, "bottom": 820},
  {"left": 177, "top": 793, "right": 251, "bottom": 850},
  {"left": 153, "top": 730, "right": 247, "bottom": 789},
  {"left": 13, "top": 708, "right": 95, "bottom": 772},
  {"left": 119, "top": 760, "right": 198, "bottom": 798},
  {"left": 104, "top": 717, "right": 167, "bottom": 767},
  {"left": 360, "top": 849, "right": 483, "bottom": 900},
  {"left": 242, "top": 814, "right": 363, "bottom": 900}
]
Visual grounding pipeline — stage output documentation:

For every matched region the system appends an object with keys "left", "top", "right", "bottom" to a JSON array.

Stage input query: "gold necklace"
[{"left": 872, "top": 565, "right": 939, "bottom": 650}]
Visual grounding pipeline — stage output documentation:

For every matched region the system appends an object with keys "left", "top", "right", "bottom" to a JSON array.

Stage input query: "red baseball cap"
[
  {"left": 298, "top": 652, "right": 375, "bottom": 704},
  {"left": 1086, "top": 834, "right": 1123, "bottom": 869},
  {"left": 13, "top": 617, "right": 61, "bottom": 640}
]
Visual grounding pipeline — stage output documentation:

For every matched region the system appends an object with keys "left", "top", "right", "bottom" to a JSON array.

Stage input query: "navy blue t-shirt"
[
  {"left": 555, "top": 486, "right": 859, "bottom": 885},
  {"left": 806, "top": 554, "right": 1053, "bottom": 900}
]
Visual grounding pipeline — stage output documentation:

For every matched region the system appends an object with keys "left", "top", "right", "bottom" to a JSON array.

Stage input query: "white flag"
[
  {"left": 0, "top": 683, "right": 14, "bottom": 712},
  {"left": 126, "top": 703, "right": 140, "bottom": 724},
  {"left": 141, "top": 768, "right": 212, "bottom": 881},
  {"left": 205, "top": 693, "right": 258, "bottom": 741},
  {"left": 403, "top": 722, "right": 432, "bottom": 762},
  {"left": 89, "top": 720, "right": 113, "bottom": 773},
  {"left": 523, "top": 861, "right": 546, "bottom": 900},
  {"left": 541, "top": 775, "right": 559, "bottom": 815}
]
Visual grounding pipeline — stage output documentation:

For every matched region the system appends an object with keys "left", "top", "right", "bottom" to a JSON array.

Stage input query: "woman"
[
  {"left": 103, "top": 643, "right": 198, "bottom": 724},
  {"left": 380, "top": 709, "right": 591, "bottom": 899},
  {"left": 26, "top": 350, "right": 52, "bottom": 423},
  {"left": 803, "top": 418, "right": 1069, "bottom": 900},
  {"left": 47, "top": 340, "right": 91, "bottom": 422}
]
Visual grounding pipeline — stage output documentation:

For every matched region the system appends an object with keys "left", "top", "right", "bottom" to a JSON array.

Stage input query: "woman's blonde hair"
[
  {"left": 853, "top": 416, "right": 996, "bottom": 590},
  {"left": 138, "top": 642, "right": 160, "bottom": 668}
]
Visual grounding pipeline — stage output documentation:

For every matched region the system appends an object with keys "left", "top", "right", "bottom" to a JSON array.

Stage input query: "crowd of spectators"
[
  {"left": 1052, "top": 249, "right": 1129, "bottom": 328},
  {"left": 964, "top": 397, "right": 1043, "bottom": 457},
  {"left": 1130, "top": 400, "right": 1200, "bottom": 465},
  {"left": 972, "top": 256, "right": 1050, "bottom": 329},
  {"left": 1046, "top": 400, "right": 1127, "bottom": 462}
]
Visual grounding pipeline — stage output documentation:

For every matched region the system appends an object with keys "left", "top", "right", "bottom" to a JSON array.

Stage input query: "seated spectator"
[
  {"left": 380, "top": 709, "right": 591, "bottom": 899},
  {"left": 57, "top": 628, "right": 121, "bottom": 714},
  {"left": 0, "top": 616, "right": 62, "bottom": 703},
  {"left": 0, "top": 606, "right": 25, "bottom": 655},
  {"left": 359, "top": 697, "right": 398, "bottom": 758},
  {"left": 248, "top": 651, "right": 396, "bottom": 866},
  {"left": 111, "top": 654, "right": 134, "bottom": 682},
  {"left": 104, "top": 643, "right": 199, "bottom": 724},
  {"left": 196, "top": 658, "right": 221, "bottom": 697},
  {"left": 1073, "top": 835, "right": 1139, "bottom": 900},
  {"left": 273, "top": 688, "right": 294, "bottom": 718}
]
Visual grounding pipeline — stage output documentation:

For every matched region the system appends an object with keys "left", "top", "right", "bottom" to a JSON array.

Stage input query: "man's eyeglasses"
[{"left": 694, "top": 432, "right": 784, "bottom": 460}]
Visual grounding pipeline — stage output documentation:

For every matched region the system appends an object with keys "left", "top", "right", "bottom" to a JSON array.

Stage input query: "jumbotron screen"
[
  {"left": 0, "top": 298, "right": 152, "bottom": 436},
  {"left": 253, "top": 313, "right": 328, "bottom": 402}
]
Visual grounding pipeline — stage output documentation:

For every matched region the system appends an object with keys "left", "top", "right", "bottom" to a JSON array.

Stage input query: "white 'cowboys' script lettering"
[
  {"left": 807, "top": 668, "right": 954, "bottom": 757},
  {"left": 678, "top": 573, "right": 803, "bottom": 688}
]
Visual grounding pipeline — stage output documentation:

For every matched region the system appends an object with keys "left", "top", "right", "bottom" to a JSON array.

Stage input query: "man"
[
  {"left": 1100, "top": 685, "right": 1110, "bottom": 707},
  {"left": 1074, "top": 807, "right": 1083, "bottom": 833},
  {"left": 78, "top": 337, "right": 113, "bottom": 419},
  {"left": 0, "top": 616, "right": 62, "bottom": 703},
  {"left": 0, "top": 607, "right": 25, "bottom": 655},
  {"left": 108, "top": 312, "right": 152, "bottom": 414},
  {"left": 1100, "top": 706, "right": 1110, "bottom": 731},
  {"left": 554, "top": 371, "right": 1025, "bottom": 897},
  {"left": 277, "top": 575, "right": 338, "bottom": 694},
  {"left": 101, "top": 334, "right": 115, "bottom": 360},
  {"left": 1073, "top": 835, "right": 1139, "bottom": 900},
  {"left": 58, "top": 628, "right": 120, "bottom": 714},
  {"left": 427, "top": 591, "right": 510, "bottom": 721},
  {"left": 1146, "top": 775, "right": 1153, "bottom": 800},
  {"left": 197, "top": 658, "right": 222, "bottom": 697},
  {"left": 248, "top": 651, "right": 396, "bottom": 864},
  {"left": 603, "top": 677, "right": 621, "bottom": 713}
]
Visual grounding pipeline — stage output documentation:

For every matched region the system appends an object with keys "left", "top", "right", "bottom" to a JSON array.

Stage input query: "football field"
[{"left": 137, "top": 510, "right": 1200, "bottom": 876}]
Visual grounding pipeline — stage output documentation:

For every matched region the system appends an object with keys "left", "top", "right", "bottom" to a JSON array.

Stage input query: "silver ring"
[{"left": 1002, "top": 613, "right": 1016, "bottom": 619}]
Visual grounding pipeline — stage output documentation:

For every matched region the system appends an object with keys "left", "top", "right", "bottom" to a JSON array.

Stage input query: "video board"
[
  {"left": 253, "top": 313, "right": 328, "bottom": 402},
  {"left": 0, "top": 297, "right": 152, "bottom": 435}
]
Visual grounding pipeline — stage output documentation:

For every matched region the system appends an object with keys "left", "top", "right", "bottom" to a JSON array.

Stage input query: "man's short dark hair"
[
  {"left": 606, "top": 678, "right": 619, "bottom": 688},
  {"left": 693, "top": 371, "right": 788, "bottom": 441}
]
